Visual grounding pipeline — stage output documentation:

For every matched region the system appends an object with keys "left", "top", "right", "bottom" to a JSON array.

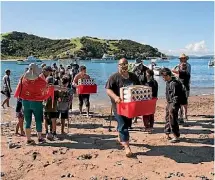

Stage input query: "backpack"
[{"left": 170, "top": 79, "right": 187, "bottom": 105}]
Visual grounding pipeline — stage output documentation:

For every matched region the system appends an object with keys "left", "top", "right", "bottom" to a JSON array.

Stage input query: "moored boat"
[{"left": 17, "top": 56, "right": 42, "bottom": 65}]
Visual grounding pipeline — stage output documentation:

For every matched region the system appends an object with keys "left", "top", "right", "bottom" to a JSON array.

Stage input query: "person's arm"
[
  {"left": 72, "top": 74, "right": 79, "bottom": 87},
  {"left": 105, "top": 75, "right": 121, "bottom": 103},
  {"left": 171, "top": 81, "right": 181, "bottom": 108}
]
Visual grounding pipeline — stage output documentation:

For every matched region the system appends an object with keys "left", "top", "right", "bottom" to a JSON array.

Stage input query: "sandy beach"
[{"left": 1, "top": 95, "right": 214, "bottom": 180}]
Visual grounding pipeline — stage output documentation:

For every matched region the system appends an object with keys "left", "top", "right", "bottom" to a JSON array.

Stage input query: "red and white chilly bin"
[
  {"left": 117, "top": 85, "right": 157, "bottom": 118},
  {"left": 76, "top": 79, "right": 97, "bottom": 94}
]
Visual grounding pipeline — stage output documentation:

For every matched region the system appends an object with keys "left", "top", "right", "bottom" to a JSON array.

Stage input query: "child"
[
  {"left": 142, "top": 69, "right": 158, "bottom": 133},
  {"left": 44, "top": 75, "right": 59, "bottom": 140},
  {"left": 15, "top": 98, "right": 25, "bottom": 136},
  {"left": 57, "top": 76, "right": 74, "bottom": 134}
]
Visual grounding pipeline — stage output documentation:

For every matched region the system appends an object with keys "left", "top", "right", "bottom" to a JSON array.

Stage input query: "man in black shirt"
[
  {"left": 105, "top": 58, "right": 140, "bottom": 157},
  {"left": 161, "top": 68, "right": 182, "bottom": 143}
]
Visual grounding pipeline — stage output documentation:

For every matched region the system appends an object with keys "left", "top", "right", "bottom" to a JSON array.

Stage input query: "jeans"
[
  {"left": 22, "top": 100, "right": 43, "bottom": 132},
  {"left": 114, "top": 112, "right": 132, "bottom": 142}
]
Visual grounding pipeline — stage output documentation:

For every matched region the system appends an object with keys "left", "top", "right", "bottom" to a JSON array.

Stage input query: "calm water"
[{"left": 1, "top": 58, "right": 214, "bottom": 108}]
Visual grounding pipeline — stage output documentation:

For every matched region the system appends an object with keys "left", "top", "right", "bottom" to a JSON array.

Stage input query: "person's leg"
[
  {"left": 78, "top": 95, "right": 84, "bottom": 114},
  {"left": 32, "top": 101, "right": 44, "bottom": 141},
  {"left": 62, "top": 110, "right": 69, "bottom": 133},
  {"left": 114, "top": 113, "right": 132, "bottom": 157},
  {"left": 149, "top": 114, "right": 155, "bottom": 129},
  {"left": 44, "top": 113, "right": 49, "bottom": 134},
  {"left": 19, "top": 114, "right": 25, "bottom": 135},
  {"left": 23, "top": 100, "right": 33, "bottom": 142},
  {"left": 142, "top": 115, "right": 150, "bottom": 130},
  {"left": 164, "top": 104, "right": 171, "bottom": 139},
  {"left": 169, "top": 105, "right": 180, "bottom": 142},
  {"left": 83, "top": 94, "right": 90, "bottom": 117},
  {"left": 2, "top": 95, "right": 9, "bottom": 108}
]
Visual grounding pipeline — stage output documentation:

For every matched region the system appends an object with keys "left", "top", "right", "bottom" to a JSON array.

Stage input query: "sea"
[{"left": 1, "top": 58, "right": 214, "bottom": 109}]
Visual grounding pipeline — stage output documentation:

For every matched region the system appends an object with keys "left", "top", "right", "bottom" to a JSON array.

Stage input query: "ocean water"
[{"left": 1, "top": 58, "right": 214, "bottom": 108}]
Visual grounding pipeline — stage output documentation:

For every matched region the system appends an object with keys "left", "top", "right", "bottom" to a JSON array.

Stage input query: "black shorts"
[
  {"left": 1, "top": 90, "right": 11, "bottom": 98},
  {"left": 58, "top": 111, "right": 69, "bottom": 119},
  {"left": 44, "top": 112, "right": 59, "bottom": 120},
  {"left": 78, "top": 94, "right": 90, "bottom": 107}
]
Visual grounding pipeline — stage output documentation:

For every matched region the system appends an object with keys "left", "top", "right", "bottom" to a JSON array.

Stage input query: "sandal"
[
  {"left": 125, "top": 147, "right": 132, "bottom": 158},
  {"left": 38, "top": 138, "right": 46, "bottom": 144}
]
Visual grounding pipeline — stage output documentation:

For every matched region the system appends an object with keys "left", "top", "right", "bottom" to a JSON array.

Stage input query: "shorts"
[
  {"left": 44, "top": 112, "right": 59, "bottom": 120},
  {"left": 78, "top": 94, "right": 90, "bottom": 107},
  {"left": 16, "top": 112, "right": 24, "bottom": 119},
  {"left": 58, "top": 111, "right": 69, "bottom": 119},
  {"left": 2, "top": 90, "right": 11, "bottom": 98}
]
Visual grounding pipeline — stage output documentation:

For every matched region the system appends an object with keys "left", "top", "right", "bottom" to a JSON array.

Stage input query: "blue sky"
[{"left": 1, "top": 1, "right": 214, "bottom": 55}]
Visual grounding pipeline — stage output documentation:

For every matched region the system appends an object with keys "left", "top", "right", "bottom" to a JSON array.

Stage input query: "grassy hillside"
[{"left": 1, "top": 31, "right": 165, "bottom": 60}]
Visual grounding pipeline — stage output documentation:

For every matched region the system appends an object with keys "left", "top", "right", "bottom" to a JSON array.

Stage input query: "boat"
[
  {"left": 91, "top": 54, "right": 116, "bottom": 63},
  {"left": 153, "top": 66, "right": 162, "bottom": 76},
  {"left": 17, "top": 56, "right": 42, "bottom": 65},
  {"left": 208, "top": 59, "right": 214, "bottom": 67},
  {"left": 150, "top": 54, "right": 170, "bottom": 63}
]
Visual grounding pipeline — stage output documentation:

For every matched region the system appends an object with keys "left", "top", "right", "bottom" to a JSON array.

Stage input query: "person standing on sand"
[
  {"left": 172, "top": 53, "right": 191, "bottom": 122},
  {"left": 161, "top": 68, "right": 187, "bottom": 143},
  {"left": 73, "top": 66, "right": 91, "bottom": 117},
  {"left": 15, "top": 98, "right": 25, "bottom": 136},
  {"left": 142, "top": 69, "right": 158, "bottom": 133},
  {"left": 105, "top": 58, "right": 140, "bottom": 157},
  {"left": 14, "top": 63, "right": 67, "bottom": 145},
  {"left": 1, "top": 70, "right": 12, "bottom": 108}
]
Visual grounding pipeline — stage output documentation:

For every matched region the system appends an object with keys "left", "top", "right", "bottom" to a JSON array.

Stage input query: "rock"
[
  {"left": 90, "top": 176, "right": 97, "bottom": 180},
  {"left": 103, "top": 176, "right": 108, "bottom": 180},
  {"left": 61, "top": 175, "right": 66, "bottom": 178},
  {"left": 210, "top": 172, "right": 215, "bottom": 176},
  {"left": 43, "top": 161, "right": 50, "bottom": 167},
  {"left": 116, "top": 161, "right": 122, "bottom": 165},
  {"left": 179, "top": 150, "right": 185, "bottom": 153},
  {"left": 77, "top": 154, "right": 92, "bottom": 160},
  {"left": 67, "top": 173, "right": 74, "bottom": 178},
  {"left": 1, "top": 172, "right": 5, "bottom": 177},
  {"left": 0, "top": 155, "right": 4, "bottom": 158},
  {"left": 32, "top": 152, "right": 38, "bottom": 160},
  {"left": 52, "top": 150, "right": 58, "bottom": 154},
  {"left": 138, "top": 161, "right": 142, "bottom": 163}
]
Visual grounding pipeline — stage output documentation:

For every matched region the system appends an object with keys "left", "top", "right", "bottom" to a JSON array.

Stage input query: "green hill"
[{"left": 1, "top": 31, "right": 165, "bottom": 60}]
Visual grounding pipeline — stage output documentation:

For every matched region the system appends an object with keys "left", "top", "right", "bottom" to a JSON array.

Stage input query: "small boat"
[
  {"left": 153, "top": 66, "right": 162, "bottom": 76},
  {"left": 17, "top": 56, "right": 42, "bottom": 65},
  {"left": 151, "top": 58, "right": 169, "bottom": 63},
  {"left": 91, "top": 54, "right": 116, "bottom": 63},
  {"left": 208, "top": 59, "right": 214, "bottom": 67}
]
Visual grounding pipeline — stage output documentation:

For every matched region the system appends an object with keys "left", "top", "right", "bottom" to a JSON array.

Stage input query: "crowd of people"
[{"left": 1, "top": 53, "right": 191, "bottom": 157}]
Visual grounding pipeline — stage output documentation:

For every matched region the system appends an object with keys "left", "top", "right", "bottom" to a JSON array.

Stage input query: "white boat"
[
  {"left": 91, "top": 54, "right": 116, "bottom": 63},
  {"left": 208, "top": 59, "right": 214, "bottom": 67},
  {"left": 17, "top": 56, "right": 42, "bottom": 65},
  {"left": 151, "top": 58, "right": 169, "bottom": 63},
  {"left": 153, "top": 66, "right": 162, "bottom": 76}
]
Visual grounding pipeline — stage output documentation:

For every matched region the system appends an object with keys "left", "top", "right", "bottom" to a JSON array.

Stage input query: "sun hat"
[
  {"left": 179, "top": 53, "right": 189, "bottom": 60},
  {"left": 24, "top": 63, "right": 42, "bottom": 80}
]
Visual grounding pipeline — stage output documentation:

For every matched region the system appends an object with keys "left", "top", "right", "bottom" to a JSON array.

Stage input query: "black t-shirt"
[
  {"left": 179, "top": 70, "right": 190, "bottom": 91},
  {"left": 105, "top": 72, "right": 140, "bottom": 112},
  {"left": 146, "top": 79, "right": 158, "bottom": 98}
]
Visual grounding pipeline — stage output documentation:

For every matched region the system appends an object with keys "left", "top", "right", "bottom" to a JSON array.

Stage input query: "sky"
[{"left": 1, "top": 1, "right": 214, "bottom": 56}]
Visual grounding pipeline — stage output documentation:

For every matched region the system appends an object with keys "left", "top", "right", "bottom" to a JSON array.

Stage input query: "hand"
[
  {"left": 58, "top": 98, "right": 61, "bottom": 102},
  {"left": 114, "top": 96, "right": 122, "bottom": 104}
]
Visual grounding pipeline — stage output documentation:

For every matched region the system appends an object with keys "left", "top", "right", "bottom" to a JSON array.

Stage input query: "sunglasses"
[{"left": 118, "top": 63, "right": 128, "bottom": 67}]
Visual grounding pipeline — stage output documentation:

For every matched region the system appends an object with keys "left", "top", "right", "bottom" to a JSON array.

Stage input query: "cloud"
[{"left": 163, "top": 40, "right": 213, "bottom": 56}]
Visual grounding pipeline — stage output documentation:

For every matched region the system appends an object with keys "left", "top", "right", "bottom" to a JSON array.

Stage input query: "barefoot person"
[
  {"left": 161, "top": 68, "right": 187, "bottom": 143},
  {"left": 172, "top": 53, "right": 191, "bottom": 122},
  {"left": 1, "top": 69, "right": 12, "bottom": 108},
  {"left": 105, "top": 58, "right": 140, "bottom": 157},
  {"left": 14, "top": 63, "right": 56, "bottom": 145},
  {"left": 15, "top": 98, "right": 25, "bottom": 136},
  {"left": 73, "top": 66, "right": 91, "bottom": 117}
]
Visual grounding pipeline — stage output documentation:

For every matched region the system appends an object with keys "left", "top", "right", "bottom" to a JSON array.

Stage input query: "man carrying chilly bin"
[
  {"left": 73, "top": 66, "right": 92, "bottom": 117},
  {"left": 105, "top": 58, "right": 140, "bottom": 157}
]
